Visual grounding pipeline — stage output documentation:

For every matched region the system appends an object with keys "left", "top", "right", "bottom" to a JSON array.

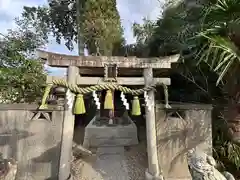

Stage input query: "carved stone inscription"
[{"left": 104, "top": 63, "right": 118, "bottom": 82}]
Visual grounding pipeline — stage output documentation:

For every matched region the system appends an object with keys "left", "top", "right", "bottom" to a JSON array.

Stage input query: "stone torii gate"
[{"left": 37, "top": 49, "right": 179, "bottom": 180}]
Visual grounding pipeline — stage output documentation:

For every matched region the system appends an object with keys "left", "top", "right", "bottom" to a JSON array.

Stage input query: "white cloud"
[
  {"left": 0, "top": 0, "right": 46, "bottom": 33},
  {"left": 117, "top": 0, "right": 162, "bottom": 44},
  {"left": 0, "top": 0, "right": 11, "bottom": 10}
]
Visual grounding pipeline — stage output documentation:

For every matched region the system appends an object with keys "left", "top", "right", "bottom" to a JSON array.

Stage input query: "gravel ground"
[
  {"left": 93, "top": 147, "right": 129, "bottom": 180},
  {"left": 124, "top": 126, "right": 148, "bottom": 180},
  {"left": 124, "top": 143, "right": 148, "bottom": 180},
  {"left": 71, "top": 155, "right": 104, "bottom": 180},
  {"left": 71, "top": 126, "right": 148, "bottom": 180}
]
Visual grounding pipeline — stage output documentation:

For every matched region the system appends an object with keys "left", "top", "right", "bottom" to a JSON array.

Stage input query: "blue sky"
[{"left": 0, "top": 0, "right": 162, "bottom": 75}]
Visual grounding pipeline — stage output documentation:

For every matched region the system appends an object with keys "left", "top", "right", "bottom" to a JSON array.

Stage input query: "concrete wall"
[
  {"left": 0, "top": 104, "right": 64, "bottom": 180},
  {"left": 155, "top": 103, "right": 212, "bottom": 180}
]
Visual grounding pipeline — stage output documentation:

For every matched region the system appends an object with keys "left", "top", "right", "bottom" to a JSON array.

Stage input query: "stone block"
[
  {"left": 155, "top": 104, "right": 212, "bottom": 180},
  {"left": 83, "top": 117, "right": 139, "bottom": 147}
]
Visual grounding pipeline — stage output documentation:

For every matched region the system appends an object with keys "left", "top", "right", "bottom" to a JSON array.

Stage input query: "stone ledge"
[
  {"left": 155, "top": 103, "right": 213, "bottom": 110},
  {"left": 0, "top": 104, "right": 64, "bottom": 111}
]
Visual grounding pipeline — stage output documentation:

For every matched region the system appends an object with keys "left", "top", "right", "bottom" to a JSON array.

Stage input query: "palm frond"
[
  {"left": 198, "top": 34, "right": 240, "bottom": 85},
  {"left": 203, "top": 0, "right": 240, "bottom": 25}
]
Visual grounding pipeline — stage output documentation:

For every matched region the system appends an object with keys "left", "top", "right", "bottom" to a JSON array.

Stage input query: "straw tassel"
[
  {"left": 131, "top": 96, "right": 141, "bottom": 116},
  {"left": 104, "top": 90, "right": 114, "bottom": 110},
  {"left": 74, "top": 94, "right": 86, "bottom": 114}
]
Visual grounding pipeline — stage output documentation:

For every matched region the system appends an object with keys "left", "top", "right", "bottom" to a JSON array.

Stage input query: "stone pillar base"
[{"left": 145, "top": 169, "right": 164, "bottom": 180}]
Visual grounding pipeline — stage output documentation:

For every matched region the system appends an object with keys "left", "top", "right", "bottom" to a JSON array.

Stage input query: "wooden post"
[
  {"left": 59, "top": 66, "right": 79, "bottom": 180},
  {"left": 144, "top": 68, "right": 161, "bottom": 179}
]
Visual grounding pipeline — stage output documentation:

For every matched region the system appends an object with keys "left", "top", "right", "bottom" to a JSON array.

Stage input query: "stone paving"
[
  {"left": 72, "top": 126, "right": 147, "bottom": 180},
  {"left": 72, "top": 144, "right": 147, "bottom": 180},
  {"left": 93, "top": 147, "right": 129, "bottom": 180}
]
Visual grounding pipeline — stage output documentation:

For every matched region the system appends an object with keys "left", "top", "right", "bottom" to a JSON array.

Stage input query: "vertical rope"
[
  {"left": 163, "top": 84, "right": 171, "bottom": 108},
  {"left": 39, "top": 84, "right": 53, "bottom": 109}
]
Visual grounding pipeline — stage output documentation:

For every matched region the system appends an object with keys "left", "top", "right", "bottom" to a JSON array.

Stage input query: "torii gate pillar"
[
  {"left": 144, "top": 68, "right": 163, "bottom": 180},
  {"left": 59, "top": 66, "right": 79, "bottom": 180}
]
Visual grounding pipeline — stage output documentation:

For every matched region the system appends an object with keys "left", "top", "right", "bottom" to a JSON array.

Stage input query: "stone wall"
[
  {"left": 155, "top": 103, "right": 212, "bottom": 180},
  {"left": 0, "top": 104, "right": 64, "bottom": 180}
]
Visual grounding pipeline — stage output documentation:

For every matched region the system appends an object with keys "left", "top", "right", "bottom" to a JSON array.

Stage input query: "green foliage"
[
  {"left": 196, "top": 0, "right": 240, "bottom": 84},
  {"left": 147, "top": 1, "right": 206, "bottom": 56},
  {"left": 132, "top": 18, "right": 156, "bottom": 45},
  {"left": 0, "top": 28, "right": 46, "bottom": 103},
  {"left": 131, "top": 18, "right": 156, "bottom": 57},
  {"left": 149, "top": 0, "right": 240, "bottom": 83},
  {"left": 21, "top": 0, "right": 125, "bottom": 55},
  {"left": 196, "top": 35, "right": 240, "bottom": 85},
  {"left": 213, "top": 112, "right": 240, "bottom": 174}
]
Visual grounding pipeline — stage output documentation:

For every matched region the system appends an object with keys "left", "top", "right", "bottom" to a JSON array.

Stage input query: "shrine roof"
[{"left": 37, "top": 49, "right": 179, "bottom": 69}]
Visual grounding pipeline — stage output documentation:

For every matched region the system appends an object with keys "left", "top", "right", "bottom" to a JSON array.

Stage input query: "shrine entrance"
[{"left": 37, "top": 49, "right": 179, "bottom": 180}]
